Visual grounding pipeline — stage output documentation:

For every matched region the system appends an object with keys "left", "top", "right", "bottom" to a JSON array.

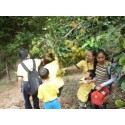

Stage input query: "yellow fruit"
[
  {"left": 71, "top": 20, "right": 78, "bottom": 28},
  {"left": 32, "top": 40, "right": 36, "bottom": 45},
  {"left": 64, "top": 54, "right": 69, "bottom": 58},
  {"left": 80, "top": 51, "right": 85, "bottom": 57},
  {"left": 56, "top": 69, "right": 66, "bottom": 77},
  {"left": 80, "top": 28, "right": 85, "bottom": 34},
  {"left": 71, "top": 46, "right": 77, "bottom": 52},
  {"left": 32, "top": 46, "right": 39, "bottom": 53},
  {"left": 78, "top": 47, "right": 82, "bottom": 52}
]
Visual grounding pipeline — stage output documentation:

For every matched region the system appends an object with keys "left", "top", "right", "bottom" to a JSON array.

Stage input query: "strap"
[
  {"left": 32, "top": 59, "right": 36, "bottom": 71},
  {"left": 107, "top": 66, "right": 111, "bottom": 76},
  {"left": 21, "top": 62, "right": 30, "bottom": 72}
]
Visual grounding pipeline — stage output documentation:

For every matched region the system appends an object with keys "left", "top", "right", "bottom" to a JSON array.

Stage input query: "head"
[
  {"left": 85, "top": 70, "right": 95, "bottom": 80},
  {"left": 85, "top": 49, "right": 96, "bottom": 62},
  {"left": 39, "top": 68, "right": 49, "bottom": 79},
  {"left": 96, "top": 49, "right": 107, "bottom": 64},
  {"left": 42, "top": 53, "right": 55, "bottom": 65},
  {"left": 18, "top": 48, "right": 30, "bottom": 60}
]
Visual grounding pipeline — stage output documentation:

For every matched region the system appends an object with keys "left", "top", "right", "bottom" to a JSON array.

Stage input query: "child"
[
  {"left": 77, "top": 70, "right": 96, "bottom": 109},
  {"left": 38, "top": 68, "right": 61, "bottom": 109},
  {"left": 94, "top": 49, "right": 116, "bottom": 109}
]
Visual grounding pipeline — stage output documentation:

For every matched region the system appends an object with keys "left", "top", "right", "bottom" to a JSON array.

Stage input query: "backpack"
[
  {"left": 91, "top": 87, "right": 110, "bottom": 107},
  {"left": 21, "top": 59, "right": 42, "bottom": 96}
]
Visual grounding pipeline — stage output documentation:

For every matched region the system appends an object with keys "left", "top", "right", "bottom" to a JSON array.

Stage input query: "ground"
[{"left": 0, "top": 71, "right": 125, "bottom": 109}]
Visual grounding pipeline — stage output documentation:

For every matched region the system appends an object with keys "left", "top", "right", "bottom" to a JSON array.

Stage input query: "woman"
[
  {"left": 94, "top": 49, "right": 116, "bottom": 109},
  {"left": 40, "top": 52, "right": 64, "bottom": 102},
  {"left": 64, "top": 49, "right": 97, "bottom": 108}
]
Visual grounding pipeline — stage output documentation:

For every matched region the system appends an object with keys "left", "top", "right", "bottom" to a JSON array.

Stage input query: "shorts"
[{"left": 44, "top": 98, "right": 61, "bottom": 109}]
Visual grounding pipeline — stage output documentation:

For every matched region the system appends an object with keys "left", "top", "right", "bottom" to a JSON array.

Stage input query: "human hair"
[
  {"left": 42, "top": 53, "right": 55, "bottom": 65},
  {"left": 39, "top": 68, "right": 49, "bottom": 79},
  {"left": 18, "top": 48, "right": 29, "bottom": 59},
  {"left": 96, "top": 49, "right": 109, "bottom": 60},
  {"left": 87, "top": 70, "right": 96, "bottom": 79},
  {"left": 89, "top": 49, "right": 97, "bottom": 73}
]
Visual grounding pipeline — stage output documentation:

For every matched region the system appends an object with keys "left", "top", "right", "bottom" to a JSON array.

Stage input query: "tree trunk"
[{"left": 6, "top": 61, "right": 11, "bottom": 81}]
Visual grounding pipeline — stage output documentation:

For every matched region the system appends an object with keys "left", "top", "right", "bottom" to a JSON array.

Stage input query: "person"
[
  {"left": 64, "top": 49, "right": 97, "bottom": 108},
  {"left": 64, "top": 49, "right": 97, "bottom": 77},
  {"left": 77, "top": 70, "right": 96, "bottom": 109},
  {"left": 17, "top": 48, "right": 42, "bottom": 109},
  {"left": 94, "top": 49, "right": 116, "bottom": 109},
  {"left": 41, "top": 52, "right": 65, "bottom": 101},
  {"left": 38, "top": 68, "right": 61, "bottom": 109}
]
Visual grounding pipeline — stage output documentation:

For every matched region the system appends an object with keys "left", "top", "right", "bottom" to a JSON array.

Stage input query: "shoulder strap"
[
  {"left": 107, "top": 62, "right": 111, "bottom": 76},
  {"left": 32, "top": 59, "right": 36, "bottom": 71},
  {"left": 107, "top": 66, "right": 111, "bottom": 76},
  {"left": 21, "top": 62, "right": 30, "bottom": 72}
]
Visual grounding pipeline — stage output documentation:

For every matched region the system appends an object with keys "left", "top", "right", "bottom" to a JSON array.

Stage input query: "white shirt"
[{"left": 17, "top": 58, "right": 41, "bottom": 81}]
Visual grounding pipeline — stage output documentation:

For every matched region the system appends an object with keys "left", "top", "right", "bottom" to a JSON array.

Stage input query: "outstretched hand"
[{"left": 95, "top": 85, "right": 102, "bottom": 91}]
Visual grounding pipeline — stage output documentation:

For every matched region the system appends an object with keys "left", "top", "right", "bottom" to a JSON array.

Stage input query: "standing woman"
[
  {"left": 40, "top": 52, "right": 65, "bottom": 102},
  {"left": 64, "top": 49, "right": 97, "bottom": 108},
  {"left": 94, "top": 49, "right": 116, "bottom": 109}
]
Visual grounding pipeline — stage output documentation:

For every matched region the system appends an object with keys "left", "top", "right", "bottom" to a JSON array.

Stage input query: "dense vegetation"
[{"left": 0, "top": 16, "right": 125, "bottom": 78}]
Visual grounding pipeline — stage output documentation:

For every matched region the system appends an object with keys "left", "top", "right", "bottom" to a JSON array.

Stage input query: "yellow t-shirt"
[
  {"left": 76, "top": 60, "right": 94, "bottom": 76},
  {"left": 44, "top": 60, "right": 64, "bottom": 87},
  {"left": 17, "top": 59, "right": 41, "bottom": 81},
  {"left": 77, "top": 82, "right": 95, "bottom": 103},
  {"left": 38, "top": 80, "right": 59, "bottom": 102}
]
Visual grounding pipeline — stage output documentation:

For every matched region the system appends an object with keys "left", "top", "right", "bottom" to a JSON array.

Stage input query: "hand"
[
  {"left": 111, "top": 83, "right": 116, "bottom": 89},
  {"left": 95, "top": 85, "right": 102, "bottom": 91}
]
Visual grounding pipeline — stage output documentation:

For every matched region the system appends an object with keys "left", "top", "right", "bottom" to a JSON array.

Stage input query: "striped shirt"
[{"left": 95, "top": 62, "right": 114, "bottom": 85}]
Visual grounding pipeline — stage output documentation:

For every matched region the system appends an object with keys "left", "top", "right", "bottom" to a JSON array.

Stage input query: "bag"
[
  {"left": 91, "top": 87, "right": 110, "bottom": 107},
  {"left": 21, "top": 59, "right": 42, "bottom": 95}
]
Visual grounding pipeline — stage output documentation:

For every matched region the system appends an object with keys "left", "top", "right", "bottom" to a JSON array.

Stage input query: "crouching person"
[{"left": 38, "top": 68, "right": 61, "bottom": 109}]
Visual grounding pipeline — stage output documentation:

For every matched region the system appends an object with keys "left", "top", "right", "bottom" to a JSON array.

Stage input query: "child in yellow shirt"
[
  {"left": 77, "top": 70, "right": 96, "bottom": 109},
  {"left": 38, "top": 68, "right": 61, "bottom": 109}
]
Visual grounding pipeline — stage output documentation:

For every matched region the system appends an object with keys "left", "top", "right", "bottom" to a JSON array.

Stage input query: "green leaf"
[
  {"left": 115, "top": 99, "right": 124, "bottom": 108},
  {"left": 119, "top": 57, "right": 125, "bottom": 66},
  {"left": 123, "top": 66, "right": 125, "bottom": 74},
  {"left": 118, "top": 75, "right": 125, "bottom": 87},
  {"left": 81, "top": 42, "right": 89, "bottom": 48},
  {"left": 121, "top": 81, "right": 125, "bottom": 92}
]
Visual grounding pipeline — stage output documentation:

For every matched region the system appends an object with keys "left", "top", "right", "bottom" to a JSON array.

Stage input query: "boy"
[
  {"left": 38, "top": 68, "right": 61, "bottom": 109},
  {"left": 77, "top": 70, "right": 96, "bottom": 109}
]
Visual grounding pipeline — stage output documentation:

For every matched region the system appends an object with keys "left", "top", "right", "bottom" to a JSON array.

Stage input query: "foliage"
[
  {"left": 115, "top": 99, "right": 125, "bottom": 108},
  {"left": 1, "top": 16, "right": 125, "bottom": 78}
]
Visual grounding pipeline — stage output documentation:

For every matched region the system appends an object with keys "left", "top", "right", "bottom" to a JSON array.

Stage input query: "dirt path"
[{"left": 0, "top": 72, "right": 124, "bottom": 109}]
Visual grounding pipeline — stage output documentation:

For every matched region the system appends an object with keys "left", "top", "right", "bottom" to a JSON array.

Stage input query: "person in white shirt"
[{"left": 17, "top": 48, "right": 42, "bottom": 109}]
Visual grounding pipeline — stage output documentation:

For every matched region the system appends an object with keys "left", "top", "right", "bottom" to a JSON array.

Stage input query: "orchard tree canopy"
[{"left": 0, "top": 16, "right": 125, "bottom": 76}]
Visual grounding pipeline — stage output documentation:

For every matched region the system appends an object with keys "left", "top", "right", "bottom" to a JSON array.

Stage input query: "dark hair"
[
  {"left": 87, "top": 70, "right": 95, "bottom": 79},
  {"left": 96, "top": 49, "right": 109, "bottom": 60},
  {"left": 18, "top": 48, "right": 28, "bottom": 59},
  {"left": 39, "top": 68, "right": 49, "bottom": 79},
  {"left": 42, "top": 53, "right": 55, "bottom": 65},
  {"left": 89, "top": 49, "right": 97, "bottom": 73}
]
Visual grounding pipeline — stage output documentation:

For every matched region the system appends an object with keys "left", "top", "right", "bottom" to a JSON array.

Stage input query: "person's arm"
[
  {"left": 100, "top": 75, "right": 116, "bottom": 87},
  {"left": 17, "top": 64, "right": 23, "bottom": 92},
  {"left": 37, "top": 86, "right": 43, "bottom": 100},
  {"left": 18, "top": 77, "right": 23, "bottom": 92},
  {"left": 64, "top": 65, "right": 79, "bottom": 72}
]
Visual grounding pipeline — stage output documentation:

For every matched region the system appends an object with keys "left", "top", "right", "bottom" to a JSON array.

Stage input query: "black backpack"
[{"left": 21, "top": 59, "right": 42, "bottom": 95}]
